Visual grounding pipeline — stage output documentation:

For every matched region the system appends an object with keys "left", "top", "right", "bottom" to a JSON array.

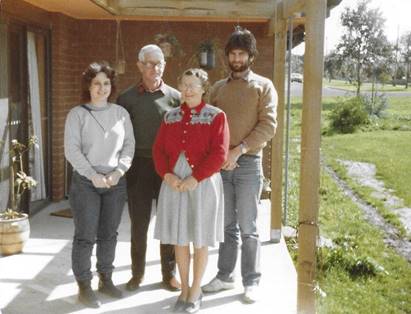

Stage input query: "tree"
[
  {"left": 400, "top": 31, "right": 411, "bottom": 88},
  {"left": 324, "top": 50, "right": 341, "bottom": 81},
  {"left": 336, "top": 0, "right": 391, "bottom": 95}
]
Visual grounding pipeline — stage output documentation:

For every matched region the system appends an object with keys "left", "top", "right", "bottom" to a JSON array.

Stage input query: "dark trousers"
[
  {"left": 69, "top": 172, "right": 126, "bottom": 282},
  {"left": 126, "top": 157, "right": 176, "bottom": 282}
]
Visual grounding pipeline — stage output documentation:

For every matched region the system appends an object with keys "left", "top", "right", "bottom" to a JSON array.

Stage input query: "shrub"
[
  {"left": 362, "top": 93, "right": 388, "bottom": 118},
  {"left": 318, "top": 235, "right": 388, "bottom": 279},
  {"left": 329, "top": 97, "right": 369, "bottom": 133}
]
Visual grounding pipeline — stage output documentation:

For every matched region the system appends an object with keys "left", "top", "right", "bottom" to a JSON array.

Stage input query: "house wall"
[
  {"left": 2, "top": 0, "right": 275, "bottom": 202},
  {"left": 49, "top": 14, "right": 83, "bottom": 200}
]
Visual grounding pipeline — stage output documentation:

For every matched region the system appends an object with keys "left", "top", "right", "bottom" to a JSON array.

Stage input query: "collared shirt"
[
  {"left": 117, "top": 81, "right": 180, "bottom": 158},
  {"left": 137, "top": 80, "right": 168, "bottom": 95},
  {"left": 227, "top": 69, "right": 252, "bottom": 82},
  {"left": 209, "top": 70, "right": 278, "bottom": 155},
  {"left": 153, "top": 101, "right": 229, "bottom": 182}
]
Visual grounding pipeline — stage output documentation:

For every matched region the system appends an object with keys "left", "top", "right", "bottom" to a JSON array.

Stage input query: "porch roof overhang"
[{"left": 22, "top": 0, "right": 341, "bottom": 41}]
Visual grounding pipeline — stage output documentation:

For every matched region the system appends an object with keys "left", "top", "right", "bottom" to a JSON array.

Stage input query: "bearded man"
[{"left": 202, "top": 27, "right": 278, "bottom": 304}]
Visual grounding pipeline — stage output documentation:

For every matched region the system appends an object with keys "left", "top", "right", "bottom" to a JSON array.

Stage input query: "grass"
[
  {"left": 323, "top": 79, "right": 411, "bottom": 92},
  {"left": 322, "top": 131, "right": 411, "bottom": 208},
  {"left": 317, "top": 170, "right": 411, "bottom": 314},
  {"left": 321, "top": 96, "right": 411, "bottom": 207},
  {"left": 321, "top": 157, "right": 407, "bottom": 237},
  {"left": 284, "top": 96, "right": 411, "bottom": 313}
]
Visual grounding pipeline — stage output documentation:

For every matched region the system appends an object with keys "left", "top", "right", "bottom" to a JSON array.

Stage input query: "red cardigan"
[{"left": 153, "top": 101, "right": 229, "bottom": 182}]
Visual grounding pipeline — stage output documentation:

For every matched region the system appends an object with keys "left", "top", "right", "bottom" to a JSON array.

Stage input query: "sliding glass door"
[{"left": 1, "top": 21, "right": 51, "bottom": 214}]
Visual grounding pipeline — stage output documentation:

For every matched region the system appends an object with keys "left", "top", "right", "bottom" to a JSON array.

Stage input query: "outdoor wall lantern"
[{"left": 198, "top": 40, "right": 216, "bottom": 70}]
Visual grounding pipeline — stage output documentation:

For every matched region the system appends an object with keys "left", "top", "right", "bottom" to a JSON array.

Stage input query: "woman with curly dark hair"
[{"left": 64, "top": 61, "right": 135, "bottom": 308}]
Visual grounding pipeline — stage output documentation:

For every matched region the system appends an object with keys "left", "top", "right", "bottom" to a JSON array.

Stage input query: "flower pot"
[{"left": 0, "top": 213, "right": 30, "bottom": 255}]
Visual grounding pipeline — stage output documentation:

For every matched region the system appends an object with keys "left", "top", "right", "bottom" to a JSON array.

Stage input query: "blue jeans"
[
  {"left": 217, "top": 155, "right": 263, "bottom": 287},
  {"left": 69, "top": 172, "right": 126, "bottom": 281}
]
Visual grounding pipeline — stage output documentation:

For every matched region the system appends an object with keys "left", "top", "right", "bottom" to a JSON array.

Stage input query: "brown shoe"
[
  {"left": 161, "top": 277, "right": 181, "bottom": 291},
  {"left": 126, "top": 277, "right": 142, "bottom": 291},
  {"left": 77, "top": 280, "right": 101, "bottom": 308},
  {"left": 98, "top": 273, "right": 123, "bottom": 298}
]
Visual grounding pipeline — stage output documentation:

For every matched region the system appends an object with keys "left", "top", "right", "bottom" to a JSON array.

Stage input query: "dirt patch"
[
  {"left": 338, "top": 160, "right": 411, "bottom": 235},
  {"left": 324, "top": 164, "right": 411, "bottom": 262}
]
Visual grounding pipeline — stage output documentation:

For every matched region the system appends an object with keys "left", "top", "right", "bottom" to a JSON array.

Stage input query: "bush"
[
  {"left": 362, "top": 93, "right": 388, "bottom": 118},
  {"left": 329, "top": 97, "right": 369, "bottom": 133},
  {"left": 318, "top": 235, "right": 388, "bottom": 279}
]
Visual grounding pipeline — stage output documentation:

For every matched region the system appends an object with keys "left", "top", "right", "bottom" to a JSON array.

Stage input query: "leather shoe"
[
  {"left": 126, "top": 277, "right": 142, "bottom": 291},
  {"left": 161, "top": 277, "right": 181, "bottom": 291},
  {"left": 98, "top": 273, "right": 123, "bottom": 298}
]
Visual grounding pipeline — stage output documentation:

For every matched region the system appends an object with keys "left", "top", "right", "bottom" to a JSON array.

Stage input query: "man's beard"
[{"left": 229, "top": 61, "right": 250, "bottom": 73}]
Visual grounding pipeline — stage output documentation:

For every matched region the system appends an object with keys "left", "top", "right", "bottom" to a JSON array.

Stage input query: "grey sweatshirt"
[{"left": 64, "top": 103, "right": 135, "bottom": 180}]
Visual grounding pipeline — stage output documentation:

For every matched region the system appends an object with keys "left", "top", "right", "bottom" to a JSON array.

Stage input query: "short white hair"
[{"left": 138, "top": 44, "right": 164, "bottom": 62}]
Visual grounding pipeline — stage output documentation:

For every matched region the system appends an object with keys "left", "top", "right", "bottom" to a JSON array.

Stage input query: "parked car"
[{"left": 291, "top": 73, "right": 303, "bottom": 83}]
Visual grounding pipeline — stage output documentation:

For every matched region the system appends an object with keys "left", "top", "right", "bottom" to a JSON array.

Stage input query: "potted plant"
[
  {"left": 154, "top": 33, "right": 184, "bottom": 59},
  {"left": 0, "top": 136, "right": 37, "bottom": 255}
]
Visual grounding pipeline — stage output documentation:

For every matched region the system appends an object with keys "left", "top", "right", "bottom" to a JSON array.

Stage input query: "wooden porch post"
[
  {"left": 297, "top": 0, "right": 326, "bottom": 313},
  {"left": 270, "top": 17, "right": 287, "bottom": 242}
]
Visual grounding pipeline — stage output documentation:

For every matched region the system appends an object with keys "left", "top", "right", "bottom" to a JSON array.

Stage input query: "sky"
[{"left": 293, "top": 0, "right": 411, "bottom": 55}]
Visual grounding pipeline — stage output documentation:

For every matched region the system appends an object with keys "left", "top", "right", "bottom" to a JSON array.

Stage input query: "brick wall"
[
  {"left": 74, "top": 20, "right": 274, "bottom": 98},
  {"left": 3, "top": 0, "right": 276, "bottom": 201},
  {"left": 50, "top": 13, "right": 83, "bottom": 200}
]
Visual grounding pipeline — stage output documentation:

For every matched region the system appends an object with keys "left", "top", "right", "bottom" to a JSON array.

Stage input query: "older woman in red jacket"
[{"left": 153, "top": 68, "right": 229, "bottom": 313}]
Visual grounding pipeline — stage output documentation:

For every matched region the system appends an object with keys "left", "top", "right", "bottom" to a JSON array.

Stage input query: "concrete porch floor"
[{"left": 0, "top": 199, "right": 297, "bottom": 314}]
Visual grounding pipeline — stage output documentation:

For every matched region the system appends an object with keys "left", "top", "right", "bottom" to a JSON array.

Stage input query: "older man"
[{"left": 117, "top": 44, "right": 181, "bottom": 292}]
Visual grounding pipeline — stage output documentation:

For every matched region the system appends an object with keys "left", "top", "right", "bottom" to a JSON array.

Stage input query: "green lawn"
[
  {"left": 387, "top": 97, "right": 411, "bottom": 115},
  {"left": 284, "top": 96, "right": 411, "bottom": 313},
  {"left": 323, "top": 79, "right": 411, "bottom": 92},
  {"left": 317, "top": 169, "right": 411, "bottom": 314},
  {"left": 322, "top": 131, "right": 411, "bottom": 207},
  {"left": 321, "top": 97, "right": 411, "bottom": 207}
]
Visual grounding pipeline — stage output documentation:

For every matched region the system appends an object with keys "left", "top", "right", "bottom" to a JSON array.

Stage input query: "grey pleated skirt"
[{"left": 154, "top": 153, "right": 224, "bottom": 248}]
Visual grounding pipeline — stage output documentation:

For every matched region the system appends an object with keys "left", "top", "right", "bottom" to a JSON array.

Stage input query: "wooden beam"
[
  {"left": 282, "top": 0, "right": 305, "bottom": 18},
  {"left": 270, "top": 18, "right": 287, "bottom": 242},
  {"left": 91, "top": 0, "right": 119, "bottom": 15},
  {"left": 297, "top": 0, "right": 327, "bottom": 313},
  {"left": 93, "top": 0, "right": 277, "bottom": 19},
  {"left": 273, "top": 0, "right": 305, "bottom": 34},
  {"left": 107, "top": 0, "right": 120, "bottom": 13},
  {"left": 83, "top": 15, "right": 268, "bottom": 23},
  {"left": 267, "top": 0, "right": 281, "bottom": 36}
]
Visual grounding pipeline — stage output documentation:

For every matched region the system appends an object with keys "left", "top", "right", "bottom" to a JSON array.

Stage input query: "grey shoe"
[
  {"left": 173, "top": 298, "right": 188, "bottom": 313},
  {"left": 202, "top": 277, "right": 235, "bottom": 293},
  {"left": 77, "top": 280, "right": 101, "bottom": 308},
  {"left": 185, "top": 293, "right": 202, "bottom": 313},
  {"left": 98, "top": 273, "right": 123, "bottom": 298}
]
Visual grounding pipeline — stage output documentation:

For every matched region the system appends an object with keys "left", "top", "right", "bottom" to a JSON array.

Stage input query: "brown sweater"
[{"left": 209, "top": 70, "right": 277, "bottom": 156}]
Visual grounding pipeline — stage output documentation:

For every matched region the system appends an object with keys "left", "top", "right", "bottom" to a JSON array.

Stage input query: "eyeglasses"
[
  {"left": 179, "top": 83, "right": 203, "bottom": 91},
  {"left": 141, "top": 61, "right": 165, "bottom": 69}
]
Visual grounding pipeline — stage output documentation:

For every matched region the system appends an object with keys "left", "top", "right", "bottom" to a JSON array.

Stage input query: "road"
[{"left": 289, "top": 81, "right": 411, "bottom": 98}]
